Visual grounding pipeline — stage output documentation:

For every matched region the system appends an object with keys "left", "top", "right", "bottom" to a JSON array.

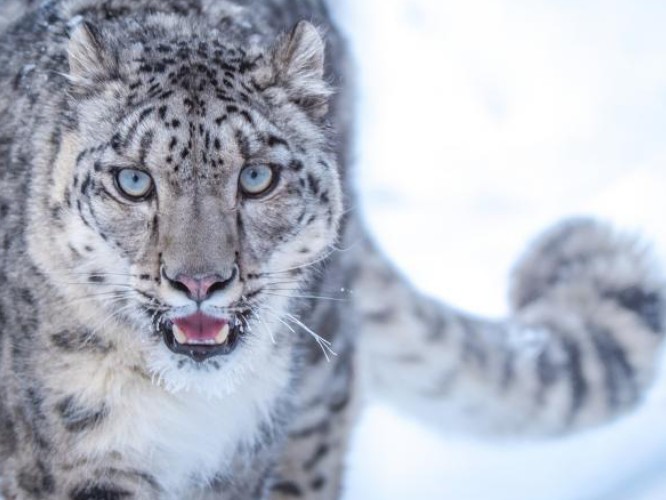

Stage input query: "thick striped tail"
[{"left": 355, "top": 218, "right": 665, "bottom": 435}]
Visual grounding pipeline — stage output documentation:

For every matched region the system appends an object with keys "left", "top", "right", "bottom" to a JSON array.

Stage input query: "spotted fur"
[{"left": 0, "top": 1, "right": 664, "bottom": 499}]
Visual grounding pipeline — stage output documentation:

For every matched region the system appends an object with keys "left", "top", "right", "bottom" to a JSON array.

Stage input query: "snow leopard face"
[{"left": 28, "top": 20, "right": 342, "bottom": 395}]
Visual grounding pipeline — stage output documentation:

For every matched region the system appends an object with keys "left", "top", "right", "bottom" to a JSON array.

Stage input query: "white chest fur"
[
  {"left": 106, "top": 383, "right": 264, "bottom": 493},
  {"left": 52, "top": 345, "right": 291, "bottom": 496}
]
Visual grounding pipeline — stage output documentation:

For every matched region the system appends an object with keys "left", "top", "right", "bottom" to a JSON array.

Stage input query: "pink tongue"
[{"left": 173, "top": 312, "right": 228, "bottom": 342}]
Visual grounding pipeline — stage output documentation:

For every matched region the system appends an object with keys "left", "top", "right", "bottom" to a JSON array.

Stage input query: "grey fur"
[{"left": 0, "top": 1, "right": 664, "bottom": 499}]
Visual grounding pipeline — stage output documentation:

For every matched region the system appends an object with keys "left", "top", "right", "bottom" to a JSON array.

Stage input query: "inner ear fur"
[
  {"left": 272, "top": 21, "right": 332, "bottom": 118},
  {"left": 67, "top": 20, "right": 117, "bottom": 84}
]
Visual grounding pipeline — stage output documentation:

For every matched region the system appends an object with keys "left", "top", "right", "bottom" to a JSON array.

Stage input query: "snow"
[{"left": 328, "top": 1, "right": 666, "bottom": 498}]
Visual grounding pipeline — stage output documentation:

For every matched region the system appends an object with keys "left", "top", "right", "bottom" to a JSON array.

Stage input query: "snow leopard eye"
[
  {"left": 239, "top": 165, "right": 276, "bottom": 196},
  {"left": 115, "top": 168, "right": 154, "bottom": 200}
]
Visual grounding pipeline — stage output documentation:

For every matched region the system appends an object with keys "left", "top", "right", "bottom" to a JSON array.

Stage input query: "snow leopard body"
[{"left": 0, "top": 0, "right": 664, "bottom": 498}]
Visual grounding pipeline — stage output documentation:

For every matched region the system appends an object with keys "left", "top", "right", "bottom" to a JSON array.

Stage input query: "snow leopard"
[{"left": 0, "top": 0, "right": 664, "bottom": 498}]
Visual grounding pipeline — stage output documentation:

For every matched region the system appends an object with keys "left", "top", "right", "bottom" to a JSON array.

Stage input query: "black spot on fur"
[
  {"left": 51, "top": 204, "right": 63, "bottom": 222},
  {"left": 240, "top": 110, "right": 254, "bottom": 125},
  {"left": 290, "top": 159, "right": 304, "bottom": 171},
  {"left": 304, "top": 443, "right": 330, "bottom": 471},
  {"left": 306, "top": 173, "right": 320, "bottom": 195},
  {"left": 267, "top": 135, "right": 288, "bottom": 148},
  {"left": 310, "top": 476, "right": 326, "bottom": 491},
  {"left": 235, "top": 129, "right": 250, "bottom": 157},
  {"left": 20, "top": 288, "right": 35, "bottom": 306},
  {"left": 605, "top": 287, "right": 663, "bottom": 333},
  {"left": 329, "top": 388, "right": 350, "bottom": 414},
  {"left": 138, "top": 107, "right": 154, "bottom": 122},
  {"left": 70, "top": 485, "right": 131, "bottom": 500},
  {"left": 271, "top": 481, "right": 302, "bottom": 497},
  {"left": 76, "top": 149, "right": 87, "bottom": 165}
]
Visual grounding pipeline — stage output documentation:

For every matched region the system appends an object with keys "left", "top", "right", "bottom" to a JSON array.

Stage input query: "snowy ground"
[{"left": 330, "top": 1, "right": 666, "bottom": 499}]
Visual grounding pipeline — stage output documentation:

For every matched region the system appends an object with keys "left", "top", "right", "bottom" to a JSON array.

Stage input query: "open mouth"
[{"left": 160, "top": 311, "right": 246, "bottom": 362}]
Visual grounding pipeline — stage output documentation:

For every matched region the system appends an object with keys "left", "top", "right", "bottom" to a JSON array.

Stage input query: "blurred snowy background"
[{"left": 327, "top": 1, "right": 666, "bottom": 499}]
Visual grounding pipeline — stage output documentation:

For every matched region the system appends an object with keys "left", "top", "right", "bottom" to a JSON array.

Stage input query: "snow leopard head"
[{"left": 28, "top": 16, "right": 343, "bottom": 396}]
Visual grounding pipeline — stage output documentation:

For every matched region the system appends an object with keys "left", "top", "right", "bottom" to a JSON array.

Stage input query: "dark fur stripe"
[
  {"left": 50, "top": 329, "right": 112, "bottom": 353},
  {"left": 70, "top": 485, "right": 131, "bottom": 500},
  {"left": 138, "top": 129, "right": 155, "bottom": 166},
  {"left": 590, "top": 325, "right": 637, "bottom": 409},
  {"left": 271, "top": 481, "right": 303, "bottom": 497},
  {"left": 535, "top": 347, "right": 559, "bottom": 404},
  {"left": 605, "top": 287, "right": 663, "bottom": 333},
  {"left": 57, "top": 396, "right": 107, "bottom": 433},
  {"left": 122, "top": 107, "right": 155, "bottom": 149},
  {"left": 303, "top": 443, "right": 329, "bottom": 471},
  {"left": 562, "top": 339, "right": 587, "bottom": 423}
]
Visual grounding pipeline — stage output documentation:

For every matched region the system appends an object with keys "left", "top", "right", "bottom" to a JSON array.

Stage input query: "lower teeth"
[{"left": 187, "top": 339, "right": 216, "bottom": 345}]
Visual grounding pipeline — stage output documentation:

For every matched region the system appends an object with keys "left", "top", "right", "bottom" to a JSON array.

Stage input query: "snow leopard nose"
[{"left": 162, "top": 266, "right": 238, "bottom": 301}]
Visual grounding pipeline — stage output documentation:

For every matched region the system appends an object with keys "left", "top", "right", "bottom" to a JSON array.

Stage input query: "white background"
[{"left": 329, "top": 1, "right": 666, "bottom": 499}]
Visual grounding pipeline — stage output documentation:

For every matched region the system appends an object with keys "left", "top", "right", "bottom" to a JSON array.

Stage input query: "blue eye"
[
  {"left": 239, "top": 165, "right": 275, "bottom": 195},
  {"left": 115, "top": 168, "right": 154, "bottom": 200}
]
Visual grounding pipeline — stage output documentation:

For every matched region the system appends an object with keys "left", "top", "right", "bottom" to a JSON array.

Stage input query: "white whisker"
[
  {"left": 261, "top": 305, "right": 336, "bottom": 361},
  {"left": 262, "top": 291, "right": 348, "bottom": 302}
]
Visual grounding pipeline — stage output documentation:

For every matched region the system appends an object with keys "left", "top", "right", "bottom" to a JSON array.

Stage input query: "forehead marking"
[
  {"left": 122, "top": 106, "right": 155, "bottom": 150},
  {"left": 138, "top": 130, "right": 155, "bottom": 166}
]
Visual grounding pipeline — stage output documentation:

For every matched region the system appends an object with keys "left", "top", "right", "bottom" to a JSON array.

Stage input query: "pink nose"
[
  {"left": 174, "top": 274, "right": 223, "bottom": 301},
  {"left": 163, "top": 266, "right": 238, "bottom": 301}
]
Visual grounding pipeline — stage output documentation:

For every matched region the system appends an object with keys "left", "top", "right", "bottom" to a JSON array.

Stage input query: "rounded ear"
[
  {"left": 272, "top": 21, "right": 332, "bottom": 119},
  {"left": 67, "top": 21, "right": 117, "bottom": 84}
]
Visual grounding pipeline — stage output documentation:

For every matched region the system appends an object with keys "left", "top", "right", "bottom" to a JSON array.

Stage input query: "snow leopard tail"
[{"left": 354, "top": 218, "right": 665, "bottom": 436}]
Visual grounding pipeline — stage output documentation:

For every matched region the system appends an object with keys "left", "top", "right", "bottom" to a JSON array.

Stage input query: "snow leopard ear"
[
  {"left": 67, "top": 21, "right": 117, "bottom": 84},
  {"left": 272, "top": 21, "right": 331, "bottom": 118}
]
